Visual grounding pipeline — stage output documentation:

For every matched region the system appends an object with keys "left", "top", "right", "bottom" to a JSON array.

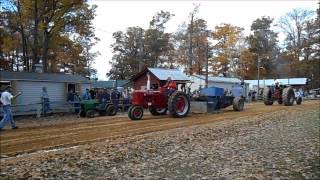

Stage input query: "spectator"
[
  {"left": 41, "top": 86, "right": 51, "bottom": 116},
  {"left": 248, "top": 91, "right": 252, "bottom": 102},
  {"left": 0, "top": 86, "right": 22, "bottom": 130},
  {"left": 74, "top": 91, "right": 81, "bottom": 113},
  {"left": 89, "top": 89, "right": 96, "bottom": 99},
  {"left": 67, "top": 89, "right": 75, "bottom": 102},
  {"left": 111, "top": 89, "right": 120, "bottom": 107},
  {"left": 82, "top": 89, "right": 92, "bottom": 100},
  {"left": 101, "top": 89, "right": 110, "bottom": 103}
]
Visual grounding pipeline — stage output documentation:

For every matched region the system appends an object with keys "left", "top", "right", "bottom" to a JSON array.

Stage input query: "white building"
[
  {"left": 0, "top": 71, "right": 92, "bottom": 115},
  {"left": 190, "top": 75, "right": 249, "bottom": 97}
]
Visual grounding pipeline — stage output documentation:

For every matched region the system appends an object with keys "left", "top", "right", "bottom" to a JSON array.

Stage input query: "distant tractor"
[
  {"left": 128, "top": 74, "right": 190, "bottom": 120},
  {"left": 79, "top": 100, "right": 117, "bottom": 118},
  {"left": 263, "top": 85, "right": 302, "bottom": 106}
]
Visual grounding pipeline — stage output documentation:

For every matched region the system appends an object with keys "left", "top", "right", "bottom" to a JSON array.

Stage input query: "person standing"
[
  {"left": 82, "top": 89, "right": 92, "bottom": 100},
  {"left": 74, "top": 91, "right": 81, "bottom": 114},
  {"left": 0, "top": 86, "right": 22, "bottom": 130},
  {"left": 41, "top": 87, "right": 51, "bottom": 116}
]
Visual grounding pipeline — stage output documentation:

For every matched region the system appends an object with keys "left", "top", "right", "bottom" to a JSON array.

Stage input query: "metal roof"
[
  {"left": 0, "top": 71, "right": 91, "bottom": 83},
  {"left": 244, "top": 78, "right": 307, "bottom": 86},
  {"left": 148, "top": 68, "right": 190, "bottom": 81},
  {"left": 192, "top": 75, "right": 242, "bottom": 83},
  {"left": 92, "top": 80, "right": 129, "bottom": 88}
]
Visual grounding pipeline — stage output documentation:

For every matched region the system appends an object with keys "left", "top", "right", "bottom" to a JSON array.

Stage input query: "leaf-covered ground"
[{"left": 1, "top": 103, "right": 319, "bottom": 179}]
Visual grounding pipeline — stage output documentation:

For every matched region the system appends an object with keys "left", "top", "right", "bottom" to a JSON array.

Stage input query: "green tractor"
[{"left": 79, "top": 100, "right": 117, "bottom": 118}]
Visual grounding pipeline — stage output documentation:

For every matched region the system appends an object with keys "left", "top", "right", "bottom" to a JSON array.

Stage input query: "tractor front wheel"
[
  {"left": 128, "top": 106, "right": 144, "bottom": 120},
  {"left": 283, "top": 87, "right": 295, "bottom": 106},
  {"left": 233, "top": 97, "right": 245, "bottom": 111},
  {"left": 168, "top": 91, "right": 190, "bottom": 118},
  {"left": 263, "top": 87, "right": 274, "bottom": 105},
  {"left": 149, "top": 107, "right": 167, "bottom": 116},
  {"left": 86, "top": 110, "right": 96, "bottom": 118},
  {"left": 106, "top": 105, "right": 117, "bottom": 116}
]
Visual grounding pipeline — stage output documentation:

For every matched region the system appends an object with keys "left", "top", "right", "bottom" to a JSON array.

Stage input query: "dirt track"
[{"left": 0, "top": 101, "right": 319, "bottom": 157}]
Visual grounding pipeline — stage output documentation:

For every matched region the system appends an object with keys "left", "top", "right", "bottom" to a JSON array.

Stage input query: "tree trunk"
[
  {"left": 42, "top": 30, "right": 50, "bottom": 72},
  {"left": 32, "top": 0, "right": 40, "bottom": 65},
  {"left": 17, "top": 0, "right": 30, "bottom": 72}
]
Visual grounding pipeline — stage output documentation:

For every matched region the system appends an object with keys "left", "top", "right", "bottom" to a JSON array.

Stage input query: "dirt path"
[{"left": 1, "top": 101, "right": 319, "bottom": 157}]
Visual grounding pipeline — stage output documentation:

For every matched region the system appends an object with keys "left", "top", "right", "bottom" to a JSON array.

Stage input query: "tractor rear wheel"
[
  {"left": 168, "top": 91, "right": 190, "bottom": 118},
  {"left": 106, "top": 105, "right": 117, "bottom": 116},
  {"left": 263, "top": 87, "right": 274, "bottom": 105},
  {"left": 283, "top": 87, "right": 295, "bottom": 106},
  {"left": 296, "top": 97, "right": 302, "bottom": 105},
  {"left": 149, "top": 107, "right": 167, "bottom": 116},
  {"left": 86, "top": 110, "right": 95, "bottom": 118},
  {"left": 233, "top": 97, "right": 245, "bottom": 111},
  {"left": 128, "top": 105, "right": 144, "bottom": 120}
]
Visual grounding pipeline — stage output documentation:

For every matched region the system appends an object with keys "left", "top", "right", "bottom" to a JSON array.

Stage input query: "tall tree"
[
  {"left": 278, "top": 7, "right": 319, "bottom": 87},
  {"left": 144, "top": 10, "right": 174, "bottom": 68},
  {"left": 108, "top": 27, "right": 144, "bottom": 79},
  {"left": 0, "top": 0, "right": 98, "bottom": 77},
  {"left": 173, "top": 18, "right": 210, "bottom": 75},
  {"left": 211, "top": 23, "right": 243, "bottom": 77},
  {"left": 247, "top": 16, "right": 279, "bottom": 78},
  {"left": 278, "top": 8, "right": 315, "bottom": 61}
]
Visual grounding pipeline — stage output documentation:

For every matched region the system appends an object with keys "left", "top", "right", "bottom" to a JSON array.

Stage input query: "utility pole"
[
  {"left": 257, "top": 56, "right": 260, "bottom": 96},
  {"left": 205, "top": 30, "right": 209, "bottom": 88},
  {"left": 188, "top": 13, "right": 194, "bottom": 76},
  {"left": 138, "top": 29, "right": 144, "bottom": 72}
]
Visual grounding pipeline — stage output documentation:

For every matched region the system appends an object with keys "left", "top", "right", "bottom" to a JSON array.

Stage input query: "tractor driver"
[
  {"left": 274, "top": 79, "right": 280, "bottom": 89},
  {"left": 163, "top": 76, "right": 177, "bottom": 96}
]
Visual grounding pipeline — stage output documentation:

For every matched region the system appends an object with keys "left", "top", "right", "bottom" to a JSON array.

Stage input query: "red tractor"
[
  {"left": 263, "top": 85, "right": 302, "bottom": 106},
  {"left": 128, "top": 84, "right": 190, "bottom": 120}
]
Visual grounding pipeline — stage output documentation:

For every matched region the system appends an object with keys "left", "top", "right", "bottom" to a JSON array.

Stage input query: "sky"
[{"left": 89, "top": 0, "right": 318, "bottom": 80}]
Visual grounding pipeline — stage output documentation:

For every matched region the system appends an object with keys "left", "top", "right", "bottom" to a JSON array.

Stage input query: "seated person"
[{"left": 163, "top": 77, "right": 177, "bottom": 96}]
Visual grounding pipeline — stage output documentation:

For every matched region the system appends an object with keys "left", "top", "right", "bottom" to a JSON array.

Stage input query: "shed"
[
  {"left": 0, "top": 71, "right": 91, "bottom": 115},
  {"left": 131, "top": 68, "right": 190, "bottom": 90}
]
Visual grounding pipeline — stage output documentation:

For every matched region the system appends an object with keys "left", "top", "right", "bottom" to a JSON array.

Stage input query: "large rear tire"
[
  {"left": 263, "top": 87, "right": 274, "bottom": 105},
  {"left": 168, "top": 91, "right": 190, "bottom": 118},
  {"left": 106, "top": 105, "right": 117, "bottom": 116},
  {"left": 128, "top": 105, "right": 144, "bottom": 120},
  {"left": 233, "top": 97, "right": 245, "bottom": 111},
  {"left": 149, "top": 107, "right": 167, "bottom": 116},
  {"left": 283, "top": 87, "right": 295, "bottom": 106}
]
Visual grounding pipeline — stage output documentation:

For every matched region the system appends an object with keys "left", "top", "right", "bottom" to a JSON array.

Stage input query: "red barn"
[{"left": 131, "top": 68, "right": 190, "bottom": 90}]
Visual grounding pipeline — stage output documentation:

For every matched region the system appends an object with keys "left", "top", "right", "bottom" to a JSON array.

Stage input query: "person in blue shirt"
[
  {"left": 82, "top": 89, "right": 92, "bottom": 100},
  {"left": 41, "top": 86, "right": 51, "bottom": 116}
]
